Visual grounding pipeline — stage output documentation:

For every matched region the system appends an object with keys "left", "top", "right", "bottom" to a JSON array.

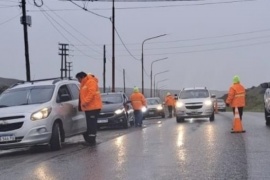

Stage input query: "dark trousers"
[
  {"left": 85, "top": 109, "right": 101, "bottom": 136},
  {"left": 168, "top": 106, "right": 173, "bottom": 117},
  {"left": 134, "top": 110, "right": 143, "bottom": 126},
  {"left": 232, "top": 107, "right": 243, "bottom": 120}
]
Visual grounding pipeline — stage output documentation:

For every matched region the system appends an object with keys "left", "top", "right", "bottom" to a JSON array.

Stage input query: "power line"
[
  {"left": 27, "top": 0, "right": 257, "bottom": 12},
  {"left": 67, "top": 0, "right": 110, "bottom": 19},
  {"left": 113, "top": 34, "right": 270, "bottom": 52},
  {"left": 0, "top": 13, "right": 21, "bottom": 26},
  {"left": 113, "top": 23, "right": 141, "bottom": 61},
  {"left": 138, "top": 40, "right": 270, "bottom": 56},
  {"left": 43, "top": 4, "right": 103, "bottom": 55},
  {"left": 39, "top": 7, "right": 99, "bottom": 60},
  {"left": 94, "top": 28, "right": 270, "bottom": 46}
]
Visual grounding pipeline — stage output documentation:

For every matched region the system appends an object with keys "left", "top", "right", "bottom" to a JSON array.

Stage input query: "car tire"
[
  {"left": 264, "top": 108, "right": 270, "bottom": 125},
  {"left": 123, "top": 114, "right": 130, "bottom": 129},
  {"left": 50, "top": 122, "right": 62, "bottom": 151},
  {"left": 176, "top": 117, "right": 184, "bottom": 123},
  {"left": 210, "top": 112, "right": 215, "bottom": 121}
]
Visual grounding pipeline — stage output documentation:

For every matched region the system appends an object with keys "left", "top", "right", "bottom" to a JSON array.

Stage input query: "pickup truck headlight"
[{"left": 31, "top": 107, "right": 52, "bottom": 121}]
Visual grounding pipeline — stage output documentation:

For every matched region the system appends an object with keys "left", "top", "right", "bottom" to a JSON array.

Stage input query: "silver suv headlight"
[
  {"left": 31, "top": 107, "right": 52, "bottom": 121},
  {"left": 176, "top": 101, "right": 184, "bottom": 108},
  {"left": 157, "top": 105, "right": 163, "bottom": 110},
  {"left": 204, "top": 100, "right": 212, "bottom": 106}
]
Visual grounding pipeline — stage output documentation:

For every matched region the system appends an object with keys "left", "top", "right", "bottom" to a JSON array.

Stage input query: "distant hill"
[
  {"left": 0, "top": 77, "right": 21, "bottom": 87},
  {"left": 0, "top": 77, "right": 21, "bottom": 94},
  {"left": 221, "top": 85, "right": 265, "bottom": 112}
]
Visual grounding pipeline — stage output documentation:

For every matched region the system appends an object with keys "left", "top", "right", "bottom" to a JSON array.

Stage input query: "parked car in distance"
[
  {"left": 0, "top": 78, "right": 90, "bottom": 151},
  {"left": 143, "top": 97, "right": 165, "bottom": 119},
  {"left": 260, "top": 82, "right": 270, "bottom": 125},
  {"left": 175, "top": 87, "right": 215, "bottom": 123},
  {"left": 216, "top": 99, "right": 226, "bottom": 112},
  {"left": 98, "top": 92, "right": 134, "bottom": 129}
]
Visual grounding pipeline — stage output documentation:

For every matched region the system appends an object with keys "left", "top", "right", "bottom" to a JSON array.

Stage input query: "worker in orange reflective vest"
[
  {"left": 226, "top": 75, "right": 246, "bottom": 120},
  {"left": 130, "top": 87, "right": 147, "bottom": 127},
  {"left": 165, "top": 92, "right": 175, "bottom": 118}
]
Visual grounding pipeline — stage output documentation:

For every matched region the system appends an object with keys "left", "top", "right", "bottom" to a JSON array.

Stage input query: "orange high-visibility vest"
[
  {"left": 226, "top": 83, "right": 246, "bottom": 108},
  {"left": 165, "top": 95, "right": 175, "bottom": 106},
  {"left": 79, "top": 75, "right": 102, "bottom": 111},
  {"left": 130, "top": 92, "right": 146, "bottom": 110}
]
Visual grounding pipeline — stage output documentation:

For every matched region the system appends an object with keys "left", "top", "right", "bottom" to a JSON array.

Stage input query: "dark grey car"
[{"left": 98, "top": 92, "right": 134, "bottom": 129}]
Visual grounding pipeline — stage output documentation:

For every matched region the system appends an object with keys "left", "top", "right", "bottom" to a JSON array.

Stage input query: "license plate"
[
  {"left": 190, "top": 111, "right": 198, "bottom": 114},
  {"left": 149, "top": 112, "right": 154, "bottom": 115},
  {"left": 98, "top": 119, "right": 108, "bottom": 123},
  {"left": 0, "top": 135, "right": 16, "bottom": 142}
]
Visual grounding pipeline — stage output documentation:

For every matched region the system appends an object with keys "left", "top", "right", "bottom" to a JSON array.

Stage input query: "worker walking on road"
[
  {"left": 130, "top": 87, "right": 147, "bottom": 127},
  {"left": 226, "top": 75, "right": 246, "bottom": 120},
  {"left": 165, "top": 92, "right": 175, "bottom": 118}
]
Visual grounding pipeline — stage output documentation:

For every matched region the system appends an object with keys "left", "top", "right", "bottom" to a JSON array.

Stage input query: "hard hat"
[
  {"left": 233, "top": 75, "right": 240, "bottom": 84},
  {"left": 133, "top": 86, "right": 139, "bottom": 92},
  {"left": 167, "top": 92, "right": 171, "bottom": 96}
]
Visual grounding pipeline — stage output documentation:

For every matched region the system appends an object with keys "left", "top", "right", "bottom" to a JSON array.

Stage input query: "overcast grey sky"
[{"left": 0, "top": 0, "right": 269, "bottom": 91}]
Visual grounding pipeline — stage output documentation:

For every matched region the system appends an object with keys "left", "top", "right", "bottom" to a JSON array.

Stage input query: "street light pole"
[
  {"left": 150, "top": 57, "right": 168, "bottom": 97},
  {"left": 112, "top": 0, "right": 115, "bottom": 92},
  {"left": 155, "top": 79, "right": 168, "bottom": 97},
  {"left": 153, "top": 70, "right": 169, "bottom": 97},
  {"left": 141, "top": 34, "right": 167, "bottom": 95},
  {"left": 21, "top": 0, "right": 31, "bottom": 81}
]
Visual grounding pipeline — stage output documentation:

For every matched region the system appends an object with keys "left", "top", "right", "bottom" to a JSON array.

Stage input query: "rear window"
[
  {"left": 0, "top": 85, "right": 54, "bottom": 108},
  {"left": 101, "top": 94, "right": 123, "bottom": 104},
  {"left": 179, "top": 89, "right": 209, "bottom": 99},
  {"left": 217, "top": 99, "right": 225, "bottom": 102}
]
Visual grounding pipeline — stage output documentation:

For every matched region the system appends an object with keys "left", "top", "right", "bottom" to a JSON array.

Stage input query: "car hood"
[
  {"left": 147, "top": 104, "right": 160, "bottom": 109},
  {"left": 179, "top": 98, "right": 209, "bottom": 104},
  {"left": 0, "top": 104, "right": 44, "bottom": 116},
  {"left": 101, "top": 103, "right": 123, "bottom": 112}
]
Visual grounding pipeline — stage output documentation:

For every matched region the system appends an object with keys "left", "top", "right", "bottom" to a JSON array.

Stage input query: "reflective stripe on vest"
[{"left": 235, "top": 93, "right": 245, "bottom": 97}]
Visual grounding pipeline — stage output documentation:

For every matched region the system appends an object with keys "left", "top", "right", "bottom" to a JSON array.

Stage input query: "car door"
[
  {"left": 124, "top": 94, "right": 134, "bottom": 123},
  {"left": 56, "top": 85, "right": 73, "bottom": 137},
  {"left": 67, "top": 83, "right": 87, "bottom": 135}
]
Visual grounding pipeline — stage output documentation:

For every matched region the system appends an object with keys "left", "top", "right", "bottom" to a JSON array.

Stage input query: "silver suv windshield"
[
  {"left": 0, "top": 85, "right": 55, "bottom": 108},
  {"left": 101, "top": 94, "right": 123, "bottom": 104},
  {"left": 179, "top": 89, "right": 209, "bottom": 99},
  {"left": 147, "top": 98, "right": 160, "bottom": 105}
]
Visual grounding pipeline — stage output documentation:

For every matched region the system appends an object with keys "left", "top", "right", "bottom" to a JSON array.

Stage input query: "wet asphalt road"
[{"left": 1, "top": 112, "right": 270, "bottom": 180}]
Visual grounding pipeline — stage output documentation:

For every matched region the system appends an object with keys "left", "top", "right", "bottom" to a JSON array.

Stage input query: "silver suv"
[
  {"left": 0, "top": 78, "right": 90, "bottom": 151},
  {"left": 260, "top": 82, "right": 270, "bottom": 125},
  {"left": 175, "top": 87, "right": 215, "bottom": 123}
]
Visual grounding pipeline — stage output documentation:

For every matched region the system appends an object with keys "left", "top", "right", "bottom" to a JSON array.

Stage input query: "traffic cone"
[{"left": 231, "top": 107, "right": 245, "bottom": 133}]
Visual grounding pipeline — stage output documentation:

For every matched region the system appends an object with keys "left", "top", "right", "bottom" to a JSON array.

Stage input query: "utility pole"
[
  {"left": 20, "top": 0, "right": 31, "bottom": 81},
  {"left": 67, "top": 62, "right": 72, "bottom": 79},
  {"left": 112, "top": 0, "right": 115, "bottom": 92},
  {"left": 58, "top": 43, "right": 69, "bottom": 78},
  {"left": 103, "top": 45, "right": 106, "bottom": 93},
  {"left": 123, "top": 69, "right": 126, "bottom": 93}
]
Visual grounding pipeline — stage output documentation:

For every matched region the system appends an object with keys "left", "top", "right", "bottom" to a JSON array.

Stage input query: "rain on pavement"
[{"left": 1, "top": 112, "right": 270, "bottom": 180}]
